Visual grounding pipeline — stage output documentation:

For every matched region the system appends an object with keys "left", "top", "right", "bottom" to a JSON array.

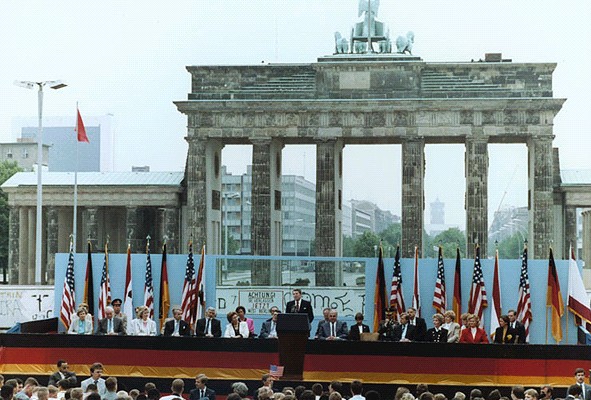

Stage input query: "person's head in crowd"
[
  {"left": 539, "top": 386, "right": 552, "bottom": 400},
  {"left": 47, "top": 386, "right": 58, "bottom": 399},
  {"left": 460, "top": 313, "right": 470, "bottom": 327},
  {"left": 170, "top": 379, "right": 184, "bottom": 395},
  {"left": 328, "top": 393, "right": 342, "bottom": 400},
  {"left": 282, "top": 388, "right": 295, "bottom": 396},
  {"left": 64, "top": 389, "right": 71, "bottom": 400},
  {"left": 433, "top": 394, "right": 446, "bottom": 400},
  {"left": 365, "top": 391, "right": 381, "bottom": 400},
  {"left": 57, "top": 380, "right": 70, "bottom": 391},
  {"left": 567, "top": 385, "right": 582, "bottom": 398},
  {"left": 395, "top": 387, "right": 410, "bottom": 400},
  {"left": 70, "top": 388, "right": 83, "bottom": 400},
  {"left": 511, "top": 386, "right": 525, "bottom": 400},
  {"left": 524, "top": 390, "right": 538, "bottom": 400},
  {"left": 0, "top": 374, "right": 4, "bottom": 387},
  {"left": 129, "top": 389, "right": 140, "bottom": 400},
  {"left": 261, "top": 374, "right": 273, "bottom": 388},
  {"left": 295, "top": 386, "right": 306, "bottom": 399},
  {"left": 227, "top": 394, "right": 241, "bottom": 400},
  {"left": 420, "top": 393, "right": 434, "bottom": 400},
  {"left": 135, "top": 395, "right": 147, "bottom": 400},
  {"left": 416, "top": 384, "right": 429, "bottom": 398},
  {"left": 470, "top": 389, "right": 482, "bottom": 400},
  {"left": 258, "top": 387, "right": 273, "bottom": 400},
  {"left": 0, "top": 385, "right": 14, "bottom": 400},
  {"left": 146, "top": 388, "right": 160, "bottom": 400},
  {"left": 86, "top": 393, "right": 101, "bottom": 400},
  {"left": 144, "top": 384, "right": 156, "bottom": 394},
  {"left": 454, "top": 393, "right": 466, "bottom": 400},
  {"left": 274, "top": 393, "right": 285, "bottom": 400},
  {"left": 328, "top": 382, "right": 343, "bottom": 396},
  {"left": 283, "top": 396, "right": 296, "bottom": 400},
  {"left": 111, "top": 299, "right": 123, "bottom": 314},
  {"left": 443, "top": 310, "right": 456, "bottom": 323},
  {"left": 350, "top": 381, "right": 363, "bottom": 396},
  {"left": 301, "top": 391, "right": 315, "bottom": 400},
  {"left": 116, "top": 391, "right": 129, "bottom": 400},
  {"left": 37, "top": 387, "right": 49, "bottom": 400},
  {"left": 86, "top": 384, "right": 98, "bottom": 394},
  {"left": 89, "top": 363, "right": 104, "bottom": 381},
  {"left": 15, "top": 379, "right": 23, "bottom": 393},
  {"left": 311, "top": 384, "right": 324, "bottom": 397},
  {"left": 105, "top": 377, "right": 117, "bottom": 393},
  {"left": 231, "top": 382, "right": 248, "bottom": 399},
  {"left": 22, "top": 378, "right": 39, "bottom": 397},
  {"left": 401, "top": 393, "right": 416, "bottom": 400},
  {"left": 488, "top": 390, "right": 501, "bottom": 400}
]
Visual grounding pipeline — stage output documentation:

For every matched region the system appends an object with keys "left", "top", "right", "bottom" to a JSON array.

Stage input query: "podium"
[{"left": 277, "top": 313, "right": 309, "bottom": 380}]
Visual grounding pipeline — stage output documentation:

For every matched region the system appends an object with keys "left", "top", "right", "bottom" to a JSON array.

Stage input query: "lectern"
[{"left": 276, "top": 313, "right": 309, "bottom": 380}]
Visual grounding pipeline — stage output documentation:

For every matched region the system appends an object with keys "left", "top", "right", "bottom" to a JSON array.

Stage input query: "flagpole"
[{"left": 73, "top": 102, "right": 79, "bottom": 253}]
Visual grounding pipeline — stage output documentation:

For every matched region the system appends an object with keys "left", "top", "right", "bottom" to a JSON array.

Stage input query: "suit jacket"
[
  {"left": 189, "top": 387, "right": 216, "bottom": 400},
  {"left": 493, "top": 326, "right": 517, "bottom": 344},
  {"left": 195, "top": 317, "right": 222, "bottom": 337},
  {"left": 425, "top": 327, "right": 448, "bottom": 343},
  {"left": 392, "top": 323, "right": 416, "bottom": 342},
  {"left": 512, "top": 320, "right": 527, "bottom": 343},
  {"left": 259, "top": 319, "right": 278, "bottom": 339},
  {"left": 378, "top": 320, "right": 398, "bottom": 341},
  {"left": 48, "top": 370, "right": 77, "bottom": 387},
  {"left": 581, "top": 383, "right": 591, "bottom": 400},
  {"left": 348, "top": 323, "right": 370, "bottom": 340},
  {"left": 224, "top": 321, "right": 250, "bottom": 338},
  {"left": 459, "top": 327, "right": 489, "bottom": 343},
  {"left": 315, "top": 319, "right": 328, "bottom": 338},
  {"left": 129, "top": 318, "right": 157, "bottom": 336},
  {"left": 318, "top": 320, "right": 348, "bottom": 340},
  {"left": 409, "top": 317, "right": 427, "bottom": 341},
  {"left": 444, "top": 322, "right": 461, "bottom": 343},
  {"left": 285, "top": 299, "right": 314, "bottom": 323},
  {"left": 163, "top": 319, "right": 192, "bottom": 336},
  {"left": 96, "top": 317, "right": 126, "bottom": 335}
]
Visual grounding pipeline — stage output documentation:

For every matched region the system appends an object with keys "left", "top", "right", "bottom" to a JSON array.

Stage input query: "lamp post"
[
  {"left": 14, "top": 80, "right": 67, "bottom": 285},
  {"left": 223, "top": 192, "right": 240, "bottom": 267}
]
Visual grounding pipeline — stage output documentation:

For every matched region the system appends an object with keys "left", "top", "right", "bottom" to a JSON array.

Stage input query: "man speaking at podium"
[{"left": 285, "top": 289, "right": 314, "bottom": 326}]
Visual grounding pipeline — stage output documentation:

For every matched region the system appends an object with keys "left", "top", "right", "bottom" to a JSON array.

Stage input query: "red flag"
[
  {"left": 76, "top": 108, "right": 89, "bottom": 143},
  {"left": 489, "top": 249, "right": 502, "bottom": 337},
  {"left": 373, "top": 245, "right": 386, "bottom": 332},
  {"left": 567, "top": 246, "right": 591, "bottom": 331},
  {"left": 516, "top": 246, "right": 532, "bottom": 342},
  {"left": 452, "top": 247, "right": 462, "bottom": 318},
  {"left": 97, "top": 242, "right": 111, "bottom": 319},
  {"left": 389, "top": 246, "right": 406, "bottom": 320},
  {"left": 547, "top": 248, "right": 563, "bottom": 342},
  {"left": 432, "top": 246, "right": 446, "bottom": 313},
  {"left": 412, "top": 246, "right": 421, "bottom": 317},
  {"left": 123, "top": 244, "right": 133, "bottom": 319},
  {"left": 180, "top": 241, "right": 197, "bottom": 327},
  {"left": 195, "top": 245, "right": 206, "bottom": 320},
  {"left": 159, "top": 243, "right": 170, "bottom": 330},
  {"left": 468, "top": 246, "right": 487, "bottom": 326},
  {"left": 60, "top": 238, "right": 76, "bottom": 330}
]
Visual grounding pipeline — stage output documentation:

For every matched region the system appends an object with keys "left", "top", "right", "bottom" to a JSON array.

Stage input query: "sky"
[{"left": 1, "top": 0, "right": 589, "bottom": 228}]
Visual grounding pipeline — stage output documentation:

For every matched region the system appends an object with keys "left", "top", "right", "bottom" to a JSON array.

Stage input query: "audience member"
[
  {"left": 103, "top": 378, "right": 118, "bottom": 400},
  {"left": 575, "top": 368, "right": 591, "bottom": 400},
  {"left": 15, "top": 378, "right": 39, "bottom": 400},
  {"left": 566, "top": 385, "right": 582, "bottom": 400},
  {"left": 469, "top": 390, "right": 482, "bottom": 400},
  {"left": 539, "top": 386, "right": 553, "bottom": 400},
  {"left": 349, "top": 381, "right": 364, "bottom": 400},
  {"left": 416, "top": 386, "right": 429, "bottom": 398},
  {"left": 146, "top": 389, "right": 160, "bottom": 400},
  {"left": 37, "top": 388, "right": 49, "bottom": 400},
  {"left": 81, "top": 363, "right": 106, "bottom": 396},
  {"left": 190, "top": 375, "right": 215, "bottom": 400},
  {"left": 300, "top": 391, "right": 315, "bottom": 400},
  {"left": 511, "top": 386, "right": 525, "bottom": 400},
  {"left": 231, "top": 383, "right": 248, "bottom": 400},
  {"left": 311, "top": 384, "right": 324, "bottom": 400},
  {"left": 364, "top": 392, "right": 380, "bottom": 400},
  {"left": 524, "top": 390, "right": 538, "bottom": 400},
  {"left": 160, "top": 379, "right": 184, "bottom": 400},
  {"left": 488, "top": 390, "right": 501, "bottom": 400},
  {"left": 129, "top": 391, "right": 140, "bottom": 400},
  {"left": 48, "top": 361, "right": 77, "bottom": 387}
]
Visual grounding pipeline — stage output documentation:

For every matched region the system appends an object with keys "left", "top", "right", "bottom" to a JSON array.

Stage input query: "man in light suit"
[
  {"left": 259, "top": 307, "right": 280, "bottom": 339},
  {"left": 189, "top": 374, "right": 216, "bottom": 400},
  {"left": 285, "top": 289, "right": 314, "bottom": 325},
  {"left": 574, "top": 368, "right": 591, "bottom": 400},
  {"left": 195, "top": 307, "right": 222, "bottom": 337},
  {"left": 96, "top": 307, "right": 126, "bottom": 335},
  {"left": 318, "top": 310, "right": 348, "bottom": 340},
  {"left": 163, "top": 307, "right": 191, "bottom": 336}
]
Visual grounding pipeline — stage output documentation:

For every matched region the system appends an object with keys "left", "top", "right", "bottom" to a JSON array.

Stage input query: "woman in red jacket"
[{"left": 459, "top": 314, "right": 489, "bottom": 343}]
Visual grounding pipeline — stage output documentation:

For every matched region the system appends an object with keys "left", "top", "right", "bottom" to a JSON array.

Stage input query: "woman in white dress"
[
  {"left": 442, "top": 310, "right": 461, "bottom": 343},
  {"left": 129, "top": 306, "right": 157, "bottom": 336},
  {"left": 223, "top": 311, "right": 249, "bottom": 338},
  {"left": 68, "top": 308, "right": 93, "bottom": 334}
]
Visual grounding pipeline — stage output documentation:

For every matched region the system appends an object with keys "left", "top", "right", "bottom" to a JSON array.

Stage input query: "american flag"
[
  {"left": 468, "top": 246, "right": 487, "bottom": 327},
  {"left": 389, "top": 246, "right": 406, "bottom": 321},
  {"left": 144, "top": 241, "right": 155, "bottom": 318},
  {"left": 60, "top": 238, "right": 76, "bottom": 329},
  {"left": 195, "top": 245, "right": 206, "bottom": 320},
  {"left": 123, "top": 243, "right": 134, "bottom": 319},
  {"left": 269, "top": 365, "right": 284, "bottom": 378},
  {"left": 432, "top": 246, "right": 446, "bottom": 314},
  {"left": 180, "top": 242, "right": 197, "bottom": 326},
  {"left": 97, "top": 242, "right": 111, "bottom": 319},
  {"left": 516, "top": 246, "right": 532, "bottom": 341},
  {"left": 412, "top": 246, "right": 421, "bottom": 317}
]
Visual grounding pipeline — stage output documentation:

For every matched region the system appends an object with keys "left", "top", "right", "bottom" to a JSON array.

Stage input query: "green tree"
[
  {"left": 353, "top": 231, "right": 381, "bottom": 257},
  {"left": 0, "top": 161, "right": 23, "bottom": 277},
  {"left": 496, "top": 234, "right": 524, "bottom": 259},
  {"left": 379, "top": 223, "right": 401, "bottom": 248},
  {"left": 342, "top": 236, "right": 356, "bottom": 257},
  {"left": 221, "top": 227, "right": 241, "bottom": 255},
  {"left": 429, "top": 227, "right": 467, "bottom": 259}
]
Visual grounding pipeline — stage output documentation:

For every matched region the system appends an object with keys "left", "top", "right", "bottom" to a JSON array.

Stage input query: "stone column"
[
  {"left": 582, "top": 210, "right": 591, "bottom": 270},
  {"left": 528, "top": 135, "right": 554, "bottom": 259},
  {"left": 83, "top": 207, "right": 99, "bottom": 251},
  {"left": 27, "top": 207, "right": 35, "bottom": 285},
  {"left": 465, "top": 134, "right": 489, "bottom": 257},
  {"left": 8, "top": 207, "right": 19, "bottom": 284},
  {"left": 401, "top": 137, "right": 425, "bottom": 258},
  {"left": 46, "top": 206, "right": 59, "bottom": 285},
  {"left": 126, "top": 206, "right": 142, "bottom": 253},
  {"left": 18, "top": 207, "right": 29, "bottom": 284},
  {"left": 315, "top": 138, "right": 344, "bottom": 286},
  {"left": 159, "top": 207, "right": 179, "bottom": 254},
  {"left": 563, "top": 206, "right": 578, "bottom": 259},
  {"left": 250, "top": 138, "right": 284, "bottom": 286}
]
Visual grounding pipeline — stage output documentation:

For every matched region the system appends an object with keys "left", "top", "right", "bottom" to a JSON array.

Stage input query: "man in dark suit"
[
  {"left": 314, "top": 308, "right": 330, "bottom": 339},
  {"left": 318, "top": 310, "right": 348, "bottom": 340},
  {"left": 163, "top": 307, "right": 191, "bottom": 336},
  {"left": 406, "top": 307, "right": 427, "bottom": 341},
  {"left": 574, "top": 368, "right": 591, "bottom": 400},
  {"left": 348, "top": 312, "right": 370, "bottom": 341},
  {"left": 48, "top": 360, "right": 77, "bottom": 387},
  {"left": 259, "top": 306, "right": 280, "bottom": 339},
  {"left": 189, "top": 374, "right": 216, "bottom": 400},
  {"left": 392, "top": 313, "right": 416, "bottom": 342},
  {"left": 195, "top": 307, "right": 222, "bottom": 337},
  {"left": 96, "top": 307, "right": 126, "bottom": 335},
  {"left": 285, "top": 288, "right": 314, "bottom": 325},
  {"left": 508, "top": 309, "right": 527, "bottom": 344}
]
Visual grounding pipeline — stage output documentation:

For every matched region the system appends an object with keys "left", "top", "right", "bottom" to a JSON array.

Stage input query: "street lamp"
[
  {"left": 223, "top": 191, "right": 240, "bottom": 263},
  {"left": 14, "top": 80, "right": 67, "bottom": 285}
]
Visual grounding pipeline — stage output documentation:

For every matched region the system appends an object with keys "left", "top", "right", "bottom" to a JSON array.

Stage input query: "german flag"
[
  {"left": 373, "top": 244, "right": 386, "bottom": 332},
  {"left": 547, "top": 248, "right": 563, "bottom": 342}
]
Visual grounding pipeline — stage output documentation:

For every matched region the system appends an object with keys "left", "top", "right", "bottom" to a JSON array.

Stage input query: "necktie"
[
  {"left": 174, "top": 321, "right": 179, "bottom": 334},
  {"left": 205, "top": 319, "right": 210, "bottom": 334},
  {"left": 402, "top": 325, "right": 407, "bottom": 339},
  {"left": 108, "top": 319, "right": 112, "bottom": 333},
  {"left": 201, "top": 390, "right": 205, "bottom": 398},
  {"left": 331, "top": 323, "right": 335, "bottom": 337},
  {"left": 94, "top": 380, "right": 98, "bottom": 386},
  {"left": 296, "top": 301, "right": 300, "bottom": 312}
]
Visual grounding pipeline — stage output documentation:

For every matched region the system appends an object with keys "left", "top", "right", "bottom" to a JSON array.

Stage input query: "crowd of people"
[
  {"left": 65, "top": 289, "right": 527, "bottom": 343},
  {"left": 0, "top": 362, "right": 588, "bottom": 400}
]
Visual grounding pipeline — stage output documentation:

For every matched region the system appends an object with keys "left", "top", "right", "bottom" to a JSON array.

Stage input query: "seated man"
[
  {"left": 96, "top": 307, "right": 126, "bottom": 335},
  {"left": 392, "top": 313, "right": 416, "bottom": 342},
  {"left": 318, "top": 309, "right": 348, "bottom": 340},
  {"left": 48, "top": 360, "right": 76, "bottom": 387},
  {"left": 163, "top": 307, "right": 191, "bottom": 337},
  {"left": 378, "top": 308, "right": 398, "bottom": 341},
  {"left": 259, "top": 307, "right": 280, "bottom": 339},
  {"left": 195, "top": 307, "right": 222, "bottom": 337}
]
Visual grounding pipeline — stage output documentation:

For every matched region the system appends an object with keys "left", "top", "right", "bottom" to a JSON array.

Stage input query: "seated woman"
[
  {"left": 129, "top": 306, "right": 157, "bottom": 336},
  {"left": 459, "top": 314, "right": 489, "bottom": 343},
  {"left": 425, "top": 313, "right": 448, "bottom": 342},
  {"left": 224, "top": 311, "right": 249, "bottom": 338},
  {"left": 68, "top": 307, "right": 93, "bottom": 334},
  {"left": 442, "top": 310, "right": 461, "bottom": 343},
  {"left": 236, "top": 305, "right": 255, "bottom": 337},
  {"left": 493, "top": 314, "right": 517, "bottom": 344}
]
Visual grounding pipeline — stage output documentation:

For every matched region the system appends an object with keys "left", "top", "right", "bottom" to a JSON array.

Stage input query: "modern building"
[
  {"left": 349, "top": 199, "right": 399, "bottom": 237},
  {"left": 0, "top": 140, "right": 49, "bottom": 171}
]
